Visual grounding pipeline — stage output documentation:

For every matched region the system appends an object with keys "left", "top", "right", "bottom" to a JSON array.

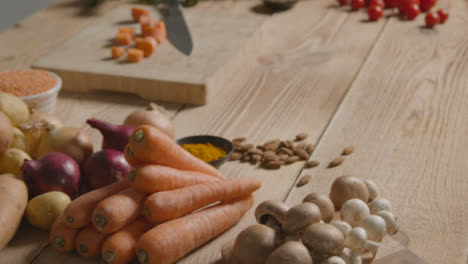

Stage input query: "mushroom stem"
[
  {"left": 340, "top": 248, "right": 362, "bottom": 264},
  {"left": 364, "top": 240, "right": 380, "bottom": 258}
]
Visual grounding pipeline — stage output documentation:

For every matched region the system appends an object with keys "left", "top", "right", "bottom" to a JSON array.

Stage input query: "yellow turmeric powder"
[{"left": 182, "top": 143, "right": 226, "bottom": 162}]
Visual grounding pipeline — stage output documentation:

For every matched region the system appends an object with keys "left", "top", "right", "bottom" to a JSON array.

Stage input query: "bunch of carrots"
[
  {"left": 50, "top": 125, "right": 261, "bottom": 264},
  {"left": 111, "top": 7, "right": 167, "bottom": 63}
]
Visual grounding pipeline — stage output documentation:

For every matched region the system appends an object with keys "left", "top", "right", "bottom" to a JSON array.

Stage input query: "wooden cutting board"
[{"left": 32, "top": 3, "right": 266, "bottom": 105}]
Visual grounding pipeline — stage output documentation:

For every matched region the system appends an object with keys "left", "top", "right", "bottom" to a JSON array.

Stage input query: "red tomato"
[
  {"left": 384, "top": 0, "right": 399, "bottom": 8},
  {"left": 420, "top": 0, "right": 437, "bottom": 12},
  {"left": 369, "top": 0, "right": 385, "bottom": 7},
  {"left": 425, "top": 12, "right": 440, "bottom": 28},
  {"left": 338, "top": 0, "right": 349, "bottom": 6},
  {"left": 368, "top": 5, "right": 384, "bottom": 21},
  {"left": 437, "top": 9, "right": 449, "bottom": 23},
  {"left": 405, "top": 3, "right": 420, "bottom": 20},
  {"left": 351, "top": 0, "right": 365, "bottom": 10},
  {"left": 398, "top": 0, "right": 419, "bottom": 16}
]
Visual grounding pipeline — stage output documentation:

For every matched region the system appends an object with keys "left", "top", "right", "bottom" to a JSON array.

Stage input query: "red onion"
[
  {"left": 87, "top": 119, "right": 134, "bottom": 152},
  {"left": 83, "top": 149, "right": 132, "bottom": 190},
  {"left": 22, "top": 152, "right": 80, "bottom": 197}
]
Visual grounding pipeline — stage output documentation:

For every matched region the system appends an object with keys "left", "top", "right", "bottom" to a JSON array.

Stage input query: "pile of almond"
[{"left": 229, "top": 133, "right": 319, "bottom": 170}]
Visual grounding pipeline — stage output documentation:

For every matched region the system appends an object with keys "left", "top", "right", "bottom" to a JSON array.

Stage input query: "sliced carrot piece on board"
[
  {"left": 111, "top": 47, "right": 125, "bottom": 59},
  {"left": 118, "top": 27, "right": 136, "bottom": 38},
  {"left": 115, "top": 32, "right": 132, "bottom": 46},
  {"left": 131, "top": 7, "right": 150, "bottom": 22},
  {"left": 139, "top": 16, "right": 154, "bottom": 27},
  {"left": 127, "top": 48, "right": 144, "bottom": 63},
  {"left": 154, "top": 20, "right": 167, "bottom": 44},
  {"left": 135, "top": 37, "right": 157, "bottom": 58}
]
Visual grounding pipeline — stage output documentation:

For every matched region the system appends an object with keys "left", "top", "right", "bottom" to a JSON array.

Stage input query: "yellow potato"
[
  {"left": 10, "top": 128, "right": 28, "bottom": 153},
  {"left": 0, "top": 148, "right": 31, "bottom": 176},
  {"left": 26, "top": 191, "right": 71, "bottom": 231},
  {"left": 0, "top": 92, "right": 29, "bottom": 126}
]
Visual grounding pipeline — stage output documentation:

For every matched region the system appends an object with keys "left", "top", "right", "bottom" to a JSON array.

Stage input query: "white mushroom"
[
  {"left": 340, "top": 199, "right": 370, "bottom": 227},
  {"left": 369, "top": 198, "right": 393, "bottom": 214},
  {"left": 266, "top": 241, "right": 313, "bottom": 264},
  {"left": 300, "top": 223, "right": 345, "bottom": 256},
  {"left": 233, "top": 224, "right": 277, "bottom": 264},
  {"left": 321, "top": 256, "right": 347, "bottom": 264},
  {"left": 359, "top": 215, "right": 386, "bottom": 242},
  {"left": 331, "top": 221, "right": 352, "bottom": 237},
  {"left": 303, "top": 193, "right": 335, "bottom": 223},
  {"left": 329, "top": 176, "right": 369, "bottom": 209},
  {"left": 376, "top": 210, "right": 398, "bottom": 234},
  {"left": 255, "top": 200, "right": 290, "bottom": 232},
  {"left": 340, "top": 248, "right": 363, "bottom": 264},
  {"left": 344, "top": 227, "right": 367, "bottom": 250},
  {"left": 282, "top": 203, "right": 321, "bottom": 234},
  {"left": 363, "top": 180, "right": 379, "bottom": 202}
]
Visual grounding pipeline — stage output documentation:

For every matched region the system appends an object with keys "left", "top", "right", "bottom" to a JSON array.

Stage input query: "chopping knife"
[{"left": 163, "top": 0, "right": 193, "bottom": 55}]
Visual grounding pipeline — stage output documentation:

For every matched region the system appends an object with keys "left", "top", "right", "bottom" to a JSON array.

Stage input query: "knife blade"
[{"left": 163, "top": 0, "right": 193, "bottom": 55}]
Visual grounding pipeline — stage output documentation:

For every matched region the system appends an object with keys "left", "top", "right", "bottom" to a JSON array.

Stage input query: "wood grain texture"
[
  {"left": 285, "top": 0, "right": 468, "bottom": 263},
  {"left": 33, "top": 3, "right": 266, "bottom": 104}
]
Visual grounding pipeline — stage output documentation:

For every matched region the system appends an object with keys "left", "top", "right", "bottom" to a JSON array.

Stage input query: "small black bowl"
[{"left": 176, "top": 135, "right": 234, "bottom": 168}]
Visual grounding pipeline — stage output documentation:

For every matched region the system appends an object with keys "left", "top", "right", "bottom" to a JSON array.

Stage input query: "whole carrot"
[
  {"left": 75, "top": 225, "right": 108, "bottom": 258},
  {"left": 125, "top": 125, "right": 224, "bottom": 179},
  {"left": 63, "top": 180, "right": 130, "bottom": 229},
  {"left": 49, "top": 214, "right": 79, "bottom": 252},
  {"left": 136, "top": 195, "right": 254, "bottom": 264},
  {"left": 93, "top": 188, "right": 148, "bottom": 234},
  {"left": 143, "top": 178, "right": 261, "bottom": 223},
  {"left": 101, "top": 218, "right": 153, "bottom": 264},
  {"left": 129, "top": 165, "right": 218, "bottom": 193}
]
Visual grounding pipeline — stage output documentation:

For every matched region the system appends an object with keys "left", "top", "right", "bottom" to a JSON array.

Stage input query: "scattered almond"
[
  {"left": 278, "top": 147, "right": 294, "bottom": 156},
  {"left": 264, "top": 160, "right": 284, "bottom": 169},
  {"left": 232, "top": 137, "right": 246, "bottom": 143},
  {"left": 263, "top": 151, "right": 279, "bottom": 162},
  {"left": 279, "top": 154, "right": 289, "bottom": 161},
  {"left": 247, "top": 148, "right": 263, "bottom": 155},
  {"left": 229, "top": 152, "right": 242, "bottom": 161},
  {"left": 297, "top": 174, "right": 312, "bottom": 187},
  {"left": 264, "top": 139, "right": 281, "bottom": 151},
  {"left": 342, "top": 146, "right": 355, "bottom": 156},
  {"left": 305, "top": 144, "right": 315, "bottom": 153},
  {"left": 244, "top": 144, "right": 254, "bottom": 151},
  {"left": 293, "top": 148, "right": 310, "bottom": 160},
  {"left": 305, "top": 160, "right": 320, "bottom": 168},
  {"left": 285, "top": 156, "right": 300, "bottom": 164},
  {"left": 251, "top": 154, "right": 262, "bottom": 163},
  {"left": 296, "top": 142, "right": 307, "bottom": 149},
  {"left": 296, "top": 133, "right": 309, "bottom": 141},
  {"left": 328, "top": 157, "right": 344, "bottom": 168},
  {"left": 257, "top": 145, "right": 267, "bottom": 151}
]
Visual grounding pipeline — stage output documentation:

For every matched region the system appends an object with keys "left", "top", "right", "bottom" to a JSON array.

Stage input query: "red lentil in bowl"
[{"left": 0, "top": 70, "right": 58, "bottom": 97}]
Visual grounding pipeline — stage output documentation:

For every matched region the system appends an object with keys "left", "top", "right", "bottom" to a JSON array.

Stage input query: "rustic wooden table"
[{"left": 0, "top": 0, "right": 467, "bottom": 263}]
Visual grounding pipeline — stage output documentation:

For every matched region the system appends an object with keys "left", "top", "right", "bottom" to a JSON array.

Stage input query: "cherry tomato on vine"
[
  {"left": 384, "top": 0, "right": 399, "bottom": 8},
  {"left": 425, "top": 12, "right": 440, "bottom": 28},
  {"left": 420, "top": 0, "right": 437, "bottom": 12},
  {"left": 437, "top": 9, "right": 449, "bottom": 23},
  {"left": 351, "top": 0, "right": 365, "bottom": 10},
  {"left": 405, "top": 3, "right": 420, "bottom": 20},
  {"left": 369, "top": 0, "right": 385, "bottom": 8},
  {"left": 368, "top": 5, "right": 384, "bottom": 21}
]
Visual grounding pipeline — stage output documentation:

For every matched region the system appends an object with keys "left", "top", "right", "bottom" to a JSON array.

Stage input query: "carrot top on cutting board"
[{"left": 125, "top": 125, "right": 224, "bottom": 179}]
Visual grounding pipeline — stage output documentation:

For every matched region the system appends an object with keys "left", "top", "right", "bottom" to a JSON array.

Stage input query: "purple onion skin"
[
  {"left": 22, "top": 152, "right": 81, "bottom": 198},
  {"left": 87, "top": 119, "right": 135, "bottom": 152},
  {"left": 83, "top": 149, "right": 132, "bottom": 190}
]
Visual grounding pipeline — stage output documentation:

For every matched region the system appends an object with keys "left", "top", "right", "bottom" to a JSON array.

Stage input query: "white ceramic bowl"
[{"left": 20, "top": 71, "right": 62, "bottom": 113}]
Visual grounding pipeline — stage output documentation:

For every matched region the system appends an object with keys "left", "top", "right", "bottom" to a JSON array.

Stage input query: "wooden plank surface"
[
  {"left": 285, "top": 0, "right": 468, "bottom": 263},
  {"left": 33, "top": 3, "right": 266, "bottom": 105}
]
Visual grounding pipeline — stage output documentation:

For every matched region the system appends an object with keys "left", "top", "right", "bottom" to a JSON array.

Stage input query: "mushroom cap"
[
  {"left": 344, "top": 227, "right": 367, "bottom": 249},
  {"left": 340, "top": 199, "right": 370, "bottom": 227},
  {"left": 330, "top": 221, "right": 352, "bottom": 237},
  {"left": 360, "top": 215, "right": 386, "bottom": 242},
  {"left": 233, "top": 224, "right": 277, "bottom": 264},
  {"left": 255, "top": 200, "right": 290, "bottom": 231},
  {"left": 329, "top": 176, "right": 369, "bottom": 209},
  {"left": 321, "top": 256, "right": 346, "bottom": 264},
  {"left": 368, "top": 198, "right": 393, "bottom": 214},
  {"left": 282, "top": 203, "right": 322, "bottom": 234},
  {"left": 363, "top": 179, "right": 379, "bottom": 202},
  {"left": 303, "top": 193, "right": 335, "bottom": 223},
  {"left": 300, "top": 223, "right": 344, "bottom": 256},
  {"left": 376, "top": 210, "right": 398, "bottom": 234},
  {"left": 266, "top": 241, "right": 313, "bottom": 264},
  {"left": 221, "top": 239, "right": 236, "bottom": 263}
]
